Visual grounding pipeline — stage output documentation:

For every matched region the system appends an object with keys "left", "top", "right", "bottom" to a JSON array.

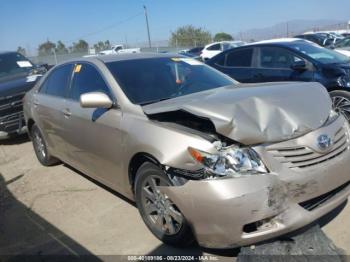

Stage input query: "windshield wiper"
[{"left": 139, "top": 97, "right": 172, "bottom": 106}]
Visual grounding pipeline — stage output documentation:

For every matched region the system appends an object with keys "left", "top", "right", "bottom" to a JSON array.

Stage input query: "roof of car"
[
  {"left": 0, "top": 51, "right": 17, "bottom": 55},
  {"left": 96, "top": 52, "right": 183, "bottom": 63},
  {"left": 57, "top": 52, "right": 186, "bottom": 66},
  {"left": 243, "top": 38, "right": 315, "bottom": 47}
]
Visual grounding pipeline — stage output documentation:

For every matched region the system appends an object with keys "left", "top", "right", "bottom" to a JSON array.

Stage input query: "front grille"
[
  {"left": 0, "top": 92, "right": 26, "bottom": 133},
  {"left": 299, "top": 181, "right": 350, "bottom": 211},
  {"left": 267, "top": 125, "right": 349, "bottom": 169}
]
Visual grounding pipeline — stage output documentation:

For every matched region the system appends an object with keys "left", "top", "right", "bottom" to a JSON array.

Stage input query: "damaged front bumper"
[
  {"left": 160, "top": 172, "right": 350, "bottom": 249},
  {"left": 159, "top": 116, "right": 350, "bottom": 249}
]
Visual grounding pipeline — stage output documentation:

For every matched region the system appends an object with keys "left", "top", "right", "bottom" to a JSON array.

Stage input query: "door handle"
[{"left": 63, "top": 108, "right": 71, "bottom": 118}]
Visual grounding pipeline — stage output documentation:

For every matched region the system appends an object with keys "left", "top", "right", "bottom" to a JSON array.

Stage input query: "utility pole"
[
  {"left": 143, "top": 5, "right": 152, "bottom": 48},
  {"left": 286, "top": 22, "right": 289, "bottom": 37}
]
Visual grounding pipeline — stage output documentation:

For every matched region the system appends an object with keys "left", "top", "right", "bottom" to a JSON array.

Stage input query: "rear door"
[
  {"left": 32, "top": 63, "right": 73, "bottom": 158},
  {"left": 254, "top": 46, "right": 314, "bottom": 82},
  {"left": 62, "top": 62, "right": 124, "bottom": 189},
  {"left": 213, "top": 47, "right": 256, "bottom": 82}
]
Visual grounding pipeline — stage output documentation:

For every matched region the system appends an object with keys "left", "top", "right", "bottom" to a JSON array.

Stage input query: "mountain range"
[{"left": 233, "top": 19, "right": 348, "bottom": 41}]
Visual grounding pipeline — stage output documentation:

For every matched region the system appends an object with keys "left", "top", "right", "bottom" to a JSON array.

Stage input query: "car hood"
[
  {"left": 0, "top": 74, "right": 41, "bottom": 97},
  {"left": 143, "top": 82, "right": 332, "bottom": 145}
]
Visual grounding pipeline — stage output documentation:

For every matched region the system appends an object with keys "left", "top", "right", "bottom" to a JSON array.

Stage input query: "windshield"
[
  {"left": 0, "top": 52, "right": 33, "bottom": 80},
  {"left": 107, "top": 57, "right": 235, "bottom": 105},
  {"left": 291, "top": 42, "right": 350, "bottom": 64}
]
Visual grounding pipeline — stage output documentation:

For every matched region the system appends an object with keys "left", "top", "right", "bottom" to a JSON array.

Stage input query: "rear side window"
[
  {"left": 207, "top": 44, "right": 221, "bottom": 51},
  {"left": 69, "top": 63, "right": 111, "bottom": 101},
  {"left": 40, "top": 64, "right": 73, "bottom": 97},
  {"left": 226, "top": 49, "right": 253, "bottom": 67}
]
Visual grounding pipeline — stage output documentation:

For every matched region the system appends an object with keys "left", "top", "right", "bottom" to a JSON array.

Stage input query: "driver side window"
[
  {"left": 69, "top": 63, "right": 111, "bottom": 101},
  {"left": 259, "top": 47, "right": 302, "bottom": 69}
]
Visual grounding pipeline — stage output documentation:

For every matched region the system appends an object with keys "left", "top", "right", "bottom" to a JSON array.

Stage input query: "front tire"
[
  {"left": 330, "top": 90, "right": 350, "bottom": 121},
  {"left": 135, "top": 162, "right": 194, "bottom": 247},
  {"left": 31, "top": 124, "right": 59, "bottom": 166}
]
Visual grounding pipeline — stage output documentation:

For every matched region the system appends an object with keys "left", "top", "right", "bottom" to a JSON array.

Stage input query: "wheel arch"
[
  {"left": 27, "top": 118, "right": 36, "bottom": 138},
  {"left": 128, "top": 152, "right": 162, "bottom": 194}
]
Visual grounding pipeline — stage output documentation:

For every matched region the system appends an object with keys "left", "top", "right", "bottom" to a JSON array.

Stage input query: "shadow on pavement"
[{"left": 0, "top": 173, "right": 101, "bottom": 261}]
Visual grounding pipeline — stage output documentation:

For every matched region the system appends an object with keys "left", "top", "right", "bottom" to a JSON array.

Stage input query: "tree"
[
  {"left": 170, "top": 25, "right": 212, "bottom": 47},
  {"left": 93, "top": 40, "right": 111, "bottom": 52},
  {"left": 213, "top": 32, "right": 233, "bottom": 42},
  {"left": 17, "top": 46, "right": 26, "bottom": 56},
  {"left": 38, "top": 40, "right": 56, "bottom": 56},
  {"left": 72, "top": 39, "right": 89, "bottom": 53},
  {"left": 56, "top": 41, "right": 68, "bottom": 54},
  {"left": 104, "top": 40, "right": 111, "bottom": 50}
]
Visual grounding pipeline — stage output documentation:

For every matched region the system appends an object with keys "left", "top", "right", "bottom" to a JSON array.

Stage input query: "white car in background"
[
  {"left": 99, "top": 45, "right": 141, "bottom": 55},
  {"left": 200, "top": 41, "right": 245, "bottom": 61}
]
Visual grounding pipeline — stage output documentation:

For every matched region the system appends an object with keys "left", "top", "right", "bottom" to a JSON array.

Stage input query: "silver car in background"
[{"left": 23, "top": 53, "right": 350, "bottom": 248}]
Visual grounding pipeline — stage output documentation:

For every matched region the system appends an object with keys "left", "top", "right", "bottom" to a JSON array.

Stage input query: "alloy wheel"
[
  {"left": 33, "top": 130, "right": 46, "bottom": 159},
  {"left": 141, "top": 175, "right": 183, "bottom": 235},
  {"left": 332, "top": 95, "right": 350, "bottom": 121}
]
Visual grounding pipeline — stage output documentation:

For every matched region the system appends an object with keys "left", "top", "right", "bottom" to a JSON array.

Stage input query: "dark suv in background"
[
  {"left": 0, "top": 51, "right": 46, "bottom": 138},
  {"left": 206, "top": 39, "right": 350, "bottom": 120}
]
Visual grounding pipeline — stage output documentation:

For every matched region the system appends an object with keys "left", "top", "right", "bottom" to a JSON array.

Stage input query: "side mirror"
[
  {"left": 291, "top": 60, "right": 307, "bottom": 71},
  {"left": 80, "top": 92, "right": 113, "bottom": 109}
]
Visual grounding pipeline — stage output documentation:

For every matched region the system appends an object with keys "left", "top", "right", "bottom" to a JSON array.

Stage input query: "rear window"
[
  {"left": 40, "top": 64, "right": 73, "bottom": 97},
  {"left": 106, "top": 57, "right": 235, "bottom": 105}
]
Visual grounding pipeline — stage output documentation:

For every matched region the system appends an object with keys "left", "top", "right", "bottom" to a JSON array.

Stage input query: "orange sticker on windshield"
[{"left": 74, "top": 64, "right": 82, "bottom": 73}]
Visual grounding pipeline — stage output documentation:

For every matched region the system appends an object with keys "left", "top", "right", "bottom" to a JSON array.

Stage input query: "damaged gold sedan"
[{"left": 23, "top": 53, "right": 350, "bottom": 248}]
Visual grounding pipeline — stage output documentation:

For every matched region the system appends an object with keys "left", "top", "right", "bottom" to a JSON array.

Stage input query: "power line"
[{"left": 66, "top": 11, "right": 143, "bottom": 43}]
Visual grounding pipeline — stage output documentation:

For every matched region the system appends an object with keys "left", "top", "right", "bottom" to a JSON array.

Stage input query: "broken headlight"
[{"left": 188, "top": 145, "right": 267, "bottom": 178}]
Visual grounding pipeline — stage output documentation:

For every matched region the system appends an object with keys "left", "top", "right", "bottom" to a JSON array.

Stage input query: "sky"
[{"left": 1, "top": 0, "right": 350, "bottom": 55}]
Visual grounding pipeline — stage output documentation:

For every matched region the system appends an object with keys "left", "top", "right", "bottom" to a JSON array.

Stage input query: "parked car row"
[
  {"left": 22, "top": 53, "right": 350, "bottom": 249},
  {"left": 2, "top": 33, "right": 350, "bottom": 250},
  {"left": 294, "top": 32, "right": 347, "bottom": 47},
  {"left": 207, "top": 38, "right": 350, "bottom": 120}
]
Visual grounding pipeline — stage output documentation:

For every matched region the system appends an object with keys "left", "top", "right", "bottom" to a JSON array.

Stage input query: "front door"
[
  {"left": 254, "top": 46, "right": 314, "bottom": 83},
  {"left": 62, "top": 62, "right": 124, "bottom": 190}
]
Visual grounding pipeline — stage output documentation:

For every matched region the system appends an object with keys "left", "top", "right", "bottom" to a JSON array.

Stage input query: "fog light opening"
[{"left": 243, "top": 217, "right": 278, "bottom": 234}]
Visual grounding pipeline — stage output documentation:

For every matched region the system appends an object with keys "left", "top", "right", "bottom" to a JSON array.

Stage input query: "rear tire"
[
  {"left": 330, "top": 90, "right": 350, "bottom": 121},
  {"left": 31, "top": 124, "right": 59, "bottom": 166},
  {"left": 135, "top": 162, "right": 194, "bottom": 247}
]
